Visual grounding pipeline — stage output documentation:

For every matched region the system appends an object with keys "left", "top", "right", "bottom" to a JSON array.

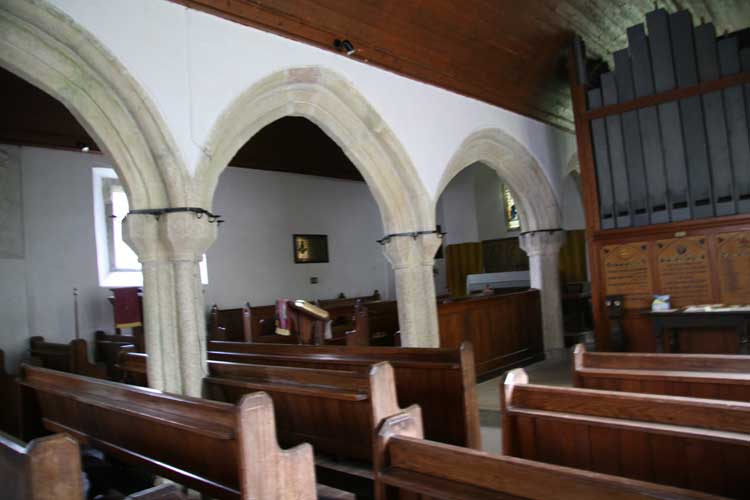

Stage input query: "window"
[
  {"left": 503, "top": 184, "right": 520, "bottom": 230},
  {"left": 93, "top": 167, "right": 207, "bottom": 287}
]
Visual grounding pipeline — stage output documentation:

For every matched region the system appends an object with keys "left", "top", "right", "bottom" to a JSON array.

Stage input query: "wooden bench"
[
  {"left": 501, "top": 369, "right": 750, "bottom": 499},
  {"left": 18, "top": 365, "right": 318, "bottom": 499},
  {"left": 206, "top": 359, "right": 403, "bottom": 495},
  {"left": 438, "top": 289, "right": 544, "bottom": 380},
  {"left": 29, "top": 337, "right": 107, "bottom": 379},
  {"left": 209, "top": 303, "right": 253, "bottom": 342},
  {"left": 317, "top": 290, "right": 381, "bottom": 310},
  {"left": 207, "top": 341, "right": 480, "bottom": 449},
  {"left": 1, "top": 350, "right": 21, "bottom": 437},
  {"left": 374, "top": 406, "right": 725, "bottom": 500},
  {"left": 94, "top": 330, "right": 142, "bottom": 378},
  {"left": 2, "top": 431, "right": 84, "bottom": 500},
  {"left": 573, "top": 343, "right": 750, "bottom": 402}
]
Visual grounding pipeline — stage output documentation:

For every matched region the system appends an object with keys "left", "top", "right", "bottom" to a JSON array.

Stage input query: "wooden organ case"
[{"left": 570, "top": 7, "right": 750, "bottom": 353}]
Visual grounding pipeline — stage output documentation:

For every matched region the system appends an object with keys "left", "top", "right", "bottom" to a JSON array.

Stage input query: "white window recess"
[{"left": 93, "top": 167, "right": 208, "bottom": 287}]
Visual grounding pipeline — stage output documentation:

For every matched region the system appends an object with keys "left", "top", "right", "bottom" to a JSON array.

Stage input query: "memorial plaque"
[
  {"left": 717, "top": 232, "right": 750, "bottom": 304},
  {"left": 601, "top": 243, "right": 652, "bottom": 308},
  {"left": 656, "top": 237, "right": 712, "bottom": 306}
]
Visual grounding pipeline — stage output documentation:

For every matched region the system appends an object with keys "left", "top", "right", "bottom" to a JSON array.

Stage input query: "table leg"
[
  {"left": 739, "top": 321, "right": 749, "bottom": 355},
  {"left": 669, "top": 328, "right": 679, "bottom": 353},
  {"left": 652, "top": 321, "right": 664, "bottom": 353}
]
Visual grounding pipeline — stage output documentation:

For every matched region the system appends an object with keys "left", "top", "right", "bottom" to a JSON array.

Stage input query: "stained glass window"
[{"left": 503, "top": 184, "right": 520, "bottom": 230}]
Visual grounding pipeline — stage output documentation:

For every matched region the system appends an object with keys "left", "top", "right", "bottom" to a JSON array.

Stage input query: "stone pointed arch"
[
  {"left": 192, "top": 66, "right": 432, "bottom": 234},
  {"left": 437, "top": 128, "right": 561, "bottom": 232},
  {"left": 0, "top": 0, "right": 189, "bottom": 208},
  {"left": 437, "top": 128, "right": 566, "bottom": 356}
]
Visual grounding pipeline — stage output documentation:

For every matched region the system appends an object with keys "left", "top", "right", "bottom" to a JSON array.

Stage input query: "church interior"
[{"left": 1, "top": 0, "right": 749, "bottom": 498}]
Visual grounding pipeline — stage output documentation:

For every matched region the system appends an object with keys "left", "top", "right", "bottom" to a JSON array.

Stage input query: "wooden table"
[{"left": 643, "top": 309, "right": 750, "bottom": 354}]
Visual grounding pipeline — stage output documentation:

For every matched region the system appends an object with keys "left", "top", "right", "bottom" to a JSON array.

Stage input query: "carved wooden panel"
[
  {"left": 717, "top": 231, "right": 750, "bottom": 304},
  {"left": 655, "top": 236, "right": 712, "bottom": 307},
  {"left": 601, "top": 242, "right": 652, "bottom": 309}
]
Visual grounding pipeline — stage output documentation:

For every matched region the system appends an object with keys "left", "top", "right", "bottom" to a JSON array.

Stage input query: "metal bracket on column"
[
  {"left": 127, "top": 207, "right": 225, "bottom": 224},
  {"left": 377, "top": 229, "right": 445, "bottom": 245}
]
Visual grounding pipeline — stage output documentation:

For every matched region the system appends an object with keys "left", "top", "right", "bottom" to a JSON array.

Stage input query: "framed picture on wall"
[{"left": 293, "top": 234, "right": 329, "bottom": 263}]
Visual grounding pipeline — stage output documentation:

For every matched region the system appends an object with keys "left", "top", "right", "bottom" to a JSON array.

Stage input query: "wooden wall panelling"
[
  {"left": 646, "top": 9, "right": 691, "bottom": 222},
  {"left": 695, "top": 23, "right": 735, "bottom": 218},
  {"left": 627, "top": 24, "right": 669, "bottom": 224},
  {"left": 481, "top": 238, "right": 529, "bottom": 274},
  {"left": 670, "top": 10, "right": 714, "bottom": 219},
  {"left": 601, "top": 72, "right": 632, "bottom": 228},
  {"left": 559, "top": 230, "right": 588, "bottom": 284},
  {"left": 614, "top": 49, "right": 649, "bottom": 226},
  {"left": 719, "top": 39, "right": 750, "bottom": 213}
]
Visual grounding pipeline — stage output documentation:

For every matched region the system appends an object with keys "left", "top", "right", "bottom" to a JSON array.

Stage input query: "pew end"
[
  {"left": 237, "top": 392, "right": 317, "bottom": 500},
  {"left": 2, "top": 431, "right": 84, "bottom": 500}
]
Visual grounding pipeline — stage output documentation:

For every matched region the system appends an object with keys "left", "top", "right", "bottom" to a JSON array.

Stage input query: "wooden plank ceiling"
[
  {"left": 172, "top": 0, "right": 750, "bottom": 131},
  {"left": 0, "top": 67, "right": 362, "bottom": 180}
]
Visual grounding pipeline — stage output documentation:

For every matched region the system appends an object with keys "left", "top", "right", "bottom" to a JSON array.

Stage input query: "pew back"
[
  {"left": 205, "top": 360, "right": 401, "bottom": 462},
  {"left": 94, "top": 330, "right": 142, "bottom": 378},
  {"left": 573, "top": 344, "right": 750, "bottom": 402},
  {"left": 0, "top": 350, "right": 21, "bottom": 437},
  {"left": 29, "top": 337, "right": 107, "bottom": 379},
  {"left": 374, "top": 407, "right": 724, "bottom": 500},
  {"left": 209, "top": 304, "right": 252, "bottom": 342},
  {"left": 501, "top": 369, "right": 750, "bottom": 498},
  {"left": 1, "top": 432, "right": 84, "bottom": 500},
  {"left": 19, "top": 365, "right": 316, "bottom": 500},
  {"left": 207, "top": 341, "right": 481, "bottom": 448}
]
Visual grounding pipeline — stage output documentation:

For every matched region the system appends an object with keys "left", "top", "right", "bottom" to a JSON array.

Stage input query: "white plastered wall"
[{"left": 47, "top": 0, "right": 578, "bottom": 203}]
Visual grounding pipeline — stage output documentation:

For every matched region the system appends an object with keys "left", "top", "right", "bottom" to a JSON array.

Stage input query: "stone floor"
[{"left": 478, "top": 355, "right": 574, "bottom": 455}]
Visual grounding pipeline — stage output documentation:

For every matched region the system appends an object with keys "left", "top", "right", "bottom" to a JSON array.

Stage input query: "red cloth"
[
  {"left": 112, "top": 287, "right": 142, "bottom": 328},
  {"left": 275, "top": 299, "right": 290, "bottom": 335}
]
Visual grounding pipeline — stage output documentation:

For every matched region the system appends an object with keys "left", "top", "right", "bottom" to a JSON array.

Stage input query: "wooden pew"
[
  {"left": 94, "top": 330, "right": 142, "bottom": 378},
  {"left": 1, "top": 350, "right": 21, "bottom": 437},
  {"left": 1, "top": 431, "right": 84, "bottom": 500},
  {"left": 206, "top": 359, "right": 403, "bottom": 495},
  {"left": 317, "top": 290, "right": 381, "bottom": 310},
  {"left": 374, "top": 407, "right": 726, "bottom": 500},
  {"left": 29, "top": 336, "right": 107, "bottom": 379},
  {"left": 206, "top": 341, "right": 481, "bottom": 449},
  {"left": 18, "top": 365, "right": 318, "bottom": 499},
  {"left": 362, "top": 301, "right": 399, "bottom": 346},
  {"left": 116, "top": 347, "right": 147, "bottom": 386},
  {"left": 437, "top": 289, "right": 544, "bottom": 380},
  {"left": 573, "top": 343, "right": 750, "bottom": 402},
  {"left": 209, "top": 303, "right": 252, "bottom": 342},
  {"left": 501, "top": 369, "right": 750, "bottom": 499}
]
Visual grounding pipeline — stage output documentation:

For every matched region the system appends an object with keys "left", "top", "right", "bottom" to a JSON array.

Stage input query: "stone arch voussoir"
[
  {"left": 437, "top": 129, "right": 561, "bottom": 232},
  {"left": 192, "top": 66, "right": 432, "bottom": 235},
  {"left": 0, "top": 0, "right": 188, "bottom": 209}
]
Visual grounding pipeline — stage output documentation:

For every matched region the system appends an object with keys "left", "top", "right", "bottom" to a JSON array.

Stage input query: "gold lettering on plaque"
[
  {"left": 601, "top": 243, "right": 652, "bottom": 308},
  {"left": 656, "top": 237, "right": 712, "bottom": 307},
  {"left": 717, "top": 232, "right": 750, "bottom": 305}
]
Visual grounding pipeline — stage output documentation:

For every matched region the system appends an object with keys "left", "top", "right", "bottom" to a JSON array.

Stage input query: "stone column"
[
  {"left": 519, "top": 230, "right": 566, "bottom": 358},
  {"left": 161, "top": 211, "right": 217, "bottom": 397},
  {"left": 123, "top": 213, "right": 180, "bottom": 393},
  {"left": 382, "top": 234, "right": 442, "bottom": 347}
]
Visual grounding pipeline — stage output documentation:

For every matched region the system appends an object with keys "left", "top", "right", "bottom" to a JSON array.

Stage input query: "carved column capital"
[
  {"left": 160, "top": 211, "right": 217, "bottom": 262},
  {"left": 122, "top": 213, "right": 165, "bottom": 263},
  {"left": 381, "top": 236, "right": 421, "bottom": 270},
  {"left": 519, "top": 229, "right": 566, "bottom": 257}
]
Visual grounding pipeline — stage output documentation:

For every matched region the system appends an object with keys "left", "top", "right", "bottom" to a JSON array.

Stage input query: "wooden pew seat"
[
  {"left": 374, "top": 407, "right": 724, "bottom": 500},
  {"left": 1, "top": 350, "right": 21, "bottom": 437},
  {"left": 206, "top": 341, "right": 481, "bottom": 449},
  {"left": 19, "top": 365, "right": 318, "bottom": 499},
  {"left": 1, "top": 431, "right": 84, "bottom": 500},
  {"left": 206, "top": 359, "right": 403, "bottom": 496},
  {"left": 29, "top": 336, "right": 107, "bottom": 379},
  {"left": 501, "top": 369, "right": 750, "bottom": 498},
  {"left": 574, "top": 344, "right": 750, "bottom": 402}
]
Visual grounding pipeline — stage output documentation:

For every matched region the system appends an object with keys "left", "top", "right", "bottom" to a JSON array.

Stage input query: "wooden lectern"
[{"left": 282, "top": 300, "right": 330, "bottom": 345}]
